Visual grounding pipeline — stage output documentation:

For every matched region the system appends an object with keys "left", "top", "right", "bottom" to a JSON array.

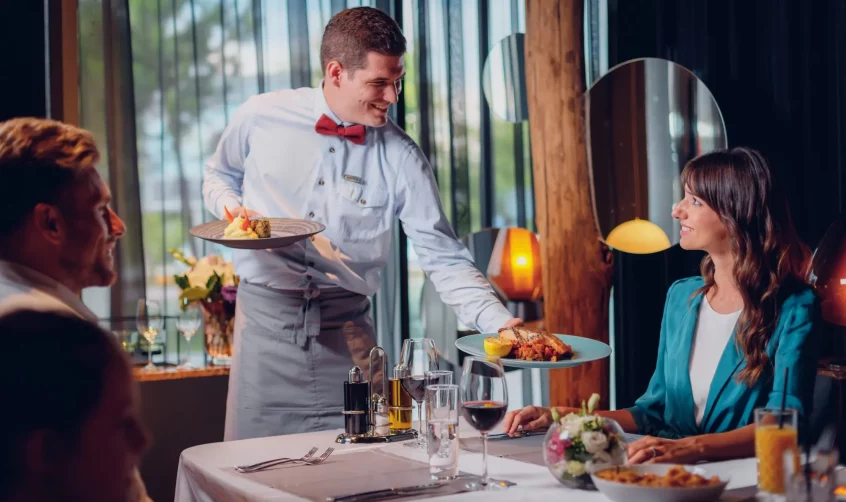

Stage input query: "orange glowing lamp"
[
  {"left": 810, "top": 217, "right": 846, "bottom": 326},
  {"left": 486, "top": 227, "right": 543, "bottom": 302}
]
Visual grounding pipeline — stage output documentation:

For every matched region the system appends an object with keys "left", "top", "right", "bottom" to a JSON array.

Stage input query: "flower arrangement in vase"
[
  {"left": 170, "top": 249, "right": 238, "bottom": 365},
  {"left": 542, "top": 393, "right": 627, "bottom": 489}
]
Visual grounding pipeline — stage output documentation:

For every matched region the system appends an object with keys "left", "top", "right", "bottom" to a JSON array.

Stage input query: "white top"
[
  {"left": 689, "top": 295, "right": 742, "bottom": 426},
  {"left": 202, "top": 84, "right": 512, "bottom": 332}
]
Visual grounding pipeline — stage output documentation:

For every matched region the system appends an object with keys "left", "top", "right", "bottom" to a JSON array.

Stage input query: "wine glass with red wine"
[
  {"left": 399, "top": 338, "right": 438, "bottom": 448},
  {"left": 460, "top": 356, "right": 508, "bottom": 489}
]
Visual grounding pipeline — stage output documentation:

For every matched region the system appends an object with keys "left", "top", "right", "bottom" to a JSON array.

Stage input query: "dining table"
[{"left": 174, "top": 419, "right": 761, "bottom": 501}]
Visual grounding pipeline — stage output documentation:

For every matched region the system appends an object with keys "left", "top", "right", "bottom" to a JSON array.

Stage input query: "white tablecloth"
[{"left": 175, "top": 426, "right": 759, "bottom": 502}]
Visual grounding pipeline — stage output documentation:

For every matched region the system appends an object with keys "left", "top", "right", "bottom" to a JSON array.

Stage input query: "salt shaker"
[{"left": 372, "top": 396, "right": 391, "bottom": 436}]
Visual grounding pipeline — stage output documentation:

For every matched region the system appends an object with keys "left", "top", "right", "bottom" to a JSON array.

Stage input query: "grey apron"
[{"left": 223, "top": 281, "right": 377, "bottom": 440}]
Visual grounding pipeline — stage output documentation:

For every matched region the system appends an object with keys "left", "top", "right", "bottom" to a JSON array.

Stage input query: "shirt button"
[
  {"left": 329, "top": 147, "right": 335, "bottom": 153},
  {"left": 310, "top": 236, "right": 316, "bottom": 242},
  {"left": 308, "top": 211, "right": 315, "bottom": 218},
  {"left": 318, "top": 179, "right": 325, "bottom": 186},
  {"left": 359, "top": 199, "right": 366, "bottom": 205}
]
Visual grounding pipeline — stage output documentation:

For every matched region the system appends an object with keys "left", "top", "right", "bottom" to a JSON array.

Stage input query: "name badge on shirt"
[{"left": 343, "top": 174, "right": 364, "bottom": 185}]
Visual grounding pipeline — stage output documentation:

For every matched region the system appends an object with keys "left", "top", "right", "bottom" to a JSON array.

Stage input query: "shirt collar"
[
  {"left": 0, "top": 260, "right": 99, "bottom": 322},
  {"left": 313, "top": 81, "right": 356, "bottom": 127}
]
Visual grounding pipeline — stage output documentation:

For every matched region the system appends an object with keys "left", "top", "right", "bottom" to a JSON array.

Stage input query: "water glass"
[
  {"left": 783, "top": 449, "right": 838, "bottom": 501},
  {"left": 426, "top": 384, "right": 459, "bottom": 479},
  {"left": 426, "top": 370, "right": 453, "bottom": 386},
  {"left": 754, "top": 407, "right": 798, "bottom": 495}
]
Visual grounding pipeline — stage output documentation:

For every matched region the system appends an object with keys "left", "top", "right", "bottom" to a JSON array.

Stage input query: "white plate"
[
  {"left": 591, "top": 464, "right": 729, "bottom": 502},
  {"left": 455, "top": 333, "right": 611, "bottom": 369},
  {"left": 189, "top": 218, "right": 325, "bottom": 249}
]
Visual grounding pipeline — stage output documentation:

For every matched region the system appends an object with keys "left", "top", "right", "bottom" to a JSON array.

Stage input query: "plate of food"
[
  {"left": 591, "top": 465, "right": 729, "bottom": 502},
  {"left": 190, "top": 207, "right": 325, "bottom": 250},
  {"left": 454, "top": 326, "right": 612, "bottom": 369}
]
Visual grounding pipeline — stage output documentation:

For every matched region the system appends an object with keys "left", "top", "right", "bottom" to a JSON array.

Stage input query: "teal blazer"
[{"left": 625, "top": 276, "right": 819, "bottom": 439}]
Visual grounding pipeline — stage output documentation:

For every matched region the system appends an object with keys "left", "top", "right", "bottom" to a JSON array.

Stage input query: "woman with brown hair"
[{"left": 503, "top": 147, "right": 819, "bottom": 464}]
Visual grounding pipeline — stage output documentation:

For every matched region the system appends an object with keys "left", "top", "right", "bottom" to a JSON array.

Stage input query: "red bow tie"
[{"left": 314, "top": 114, "right": 366, "bottom": 145}]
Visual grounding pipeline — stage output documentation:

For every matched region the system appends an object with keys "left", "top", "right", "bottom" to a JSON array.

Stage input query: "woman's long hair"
[{"left": 681, "top": 147, "right": 810, "bottom": 385}]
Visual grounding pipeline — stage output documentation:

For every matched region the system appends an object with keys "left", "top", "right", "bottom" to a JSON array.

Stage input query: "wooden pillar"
[
  {"left": 48, "top": 0, "right": 80, "bottom": 125},
  {"left": 525, "top": 0, "right": 613, "bottom": 409}
]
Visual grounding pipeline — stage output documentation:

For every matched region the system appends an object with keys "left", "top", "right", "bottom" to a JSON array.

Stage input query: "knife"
[
  {"left": 487, "top": 429, "right": 547, "bottom": 440},
  {"left": 327, "top": 481, "right": 447, "bottom": 502},
  {"left": 342, "top": 432, "right": 417, "bottom": 444},
  {"left": 328, "top": 477, "right": 516, "bottom": 501}
]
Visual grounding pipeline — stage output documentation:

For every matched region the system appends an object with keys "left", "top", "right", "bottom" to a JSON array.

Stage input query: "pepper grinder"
[{"left": 342, "top": 366, "right": 369, "bottom": 436}]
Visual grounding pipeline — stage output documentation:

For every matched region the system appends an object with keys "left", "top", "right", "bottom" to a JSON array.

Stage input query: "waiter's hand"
[
  {"left": 229, "top": 206, "right": 264, "bottom": 218},
  {"left": 502, "top": 318, "right": 525, "bottom": 328}
]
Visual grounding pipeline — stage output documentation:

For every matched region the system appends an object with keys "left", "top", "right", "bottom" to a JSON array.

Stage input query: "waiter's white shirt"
[{"left": 203, "top": 84, "right": 512, "bottom": 332}]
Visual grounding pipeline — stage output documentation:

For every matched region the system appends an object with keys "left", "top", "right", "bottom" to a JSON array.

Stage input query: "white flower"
[
  {"left": 587, "top": 393, "right": 601, "bottom": 414},
  {"left": 567, "top": 460, "right": 586, "bottom": 476},
  {"left": 560, "top": 413, "right": 585, "bottom": 438},
  {"left": 185, "top": 256, "right": 237, "bottom": 288},
  {"left": 581, "top": 431, "right": 609, "bottom": 454},
  {"left": 591, "top": 450, "right": 612, "bottom": 466}
]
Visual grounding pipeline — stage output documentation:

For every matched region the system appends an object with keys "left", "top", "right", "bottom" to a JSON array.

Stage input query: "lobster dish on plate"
[{"left": 485, "top": 327, "right": 574, "bottom": 362}]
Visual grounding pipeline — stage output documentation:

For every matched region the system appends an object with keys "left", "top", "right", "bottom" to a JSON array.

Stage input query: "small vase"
[
  {"left": 200, "top": 300, "right": 236, "bottom": 366},
  {"left": 542, "top": 415, "right": 627, "bottom": 490}
]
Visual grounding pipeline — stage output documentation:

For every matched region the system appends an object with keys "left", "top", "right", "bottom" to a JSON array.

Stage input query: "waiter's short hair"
[
  {"left": 0, "top": 117, "right": 99, "bottom": 237},
  {"left": 320, "top": 6, "right": 406, "bottom": 75},
  {"left": 0, "top": 310, "right": 124, "bottom": 498}
]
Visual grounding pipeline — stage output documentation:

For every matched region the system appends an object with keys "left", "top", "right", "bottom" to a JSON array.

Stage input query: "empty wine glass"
[
  {"left": 461, "top": 356, "right": 509, "bottom": 490},
  {"left": 176, "top": 304, "right": 202, "bottom": 368},
  {"left": 399, "top": 338, "right": 438, "bottom": 448},
  {"left": 136, "top": 299, "right": 163, "bottom": 371}
]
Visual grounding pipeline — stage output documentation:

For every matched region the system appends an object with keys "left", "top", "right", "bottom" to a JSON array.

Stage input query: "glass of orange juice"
[{"left": 755, "top": 407, "right": 798, "bottom": 495}]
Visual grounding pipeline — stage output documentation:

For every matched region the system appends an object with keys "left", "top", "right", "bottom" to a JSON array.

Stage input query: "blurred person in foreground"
[{"left": 0, "top": 310, "right": 149, "bottom": 502}]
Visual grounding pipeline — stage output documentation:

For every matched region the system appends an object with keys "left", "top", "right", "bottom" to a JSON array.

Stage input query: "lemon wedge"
[{"left": 483, "top": 337, "right": 513, "bottom": 357}]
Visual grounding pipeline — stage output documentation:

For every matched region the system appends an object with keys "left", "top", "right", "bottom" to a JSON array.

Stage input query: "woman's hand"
[
  {"left": 627, "top": 435, "right": 706, "bottom": 464},
  {"left": 501, "top": 406, "right": 553, "bottom": 435}
]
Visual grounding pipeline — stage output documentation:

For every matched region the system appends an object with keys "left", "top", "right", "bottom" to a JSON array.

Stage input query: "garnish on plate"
[{"left": 222, "top": 205, "right": 271, "bottom": 239}]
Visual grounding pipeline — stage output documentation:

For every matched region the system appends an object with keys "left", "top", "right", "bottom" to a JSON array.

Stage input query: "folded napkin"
[
  {"left": 459, "top": 435, "right": 546, "bottom": 466},
  {"left": 224, "top": 449, "right": 471, "bottom": 501}
]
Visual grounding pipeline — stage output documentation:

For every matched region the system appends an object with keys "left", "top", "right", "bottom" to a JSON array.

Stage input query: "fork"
[
  {"left": 237, "top": 447, "right": 334, "bottom": 473},
  {"left": 234, "top": 447, "right": 318, "bottom": 473}
]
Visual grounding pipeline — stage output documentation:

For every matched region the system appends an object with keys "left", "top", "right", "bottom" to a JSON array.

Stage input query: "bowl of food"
[{"left": 591, "top": 464, "right": 729, "bottom": 502}]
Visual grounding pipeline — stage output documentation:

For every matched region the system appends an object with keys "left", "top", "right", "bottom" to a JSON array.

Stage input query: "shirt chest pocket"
[{"left": 337, "top": 181, "right": 390, "bottom": 242}]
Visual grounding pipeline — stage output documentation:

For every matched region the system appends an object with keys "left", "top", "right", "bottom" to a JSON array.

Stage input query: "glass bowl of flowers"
[{"left": 542, "top": 393, "right": 627, "bottom": 489}]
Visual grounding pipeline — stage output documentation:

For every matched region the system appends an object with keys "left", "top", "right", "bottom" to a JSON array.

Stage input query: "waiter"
[{"left": 204, "top": 6, "right": 521, "bottom": 440}]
